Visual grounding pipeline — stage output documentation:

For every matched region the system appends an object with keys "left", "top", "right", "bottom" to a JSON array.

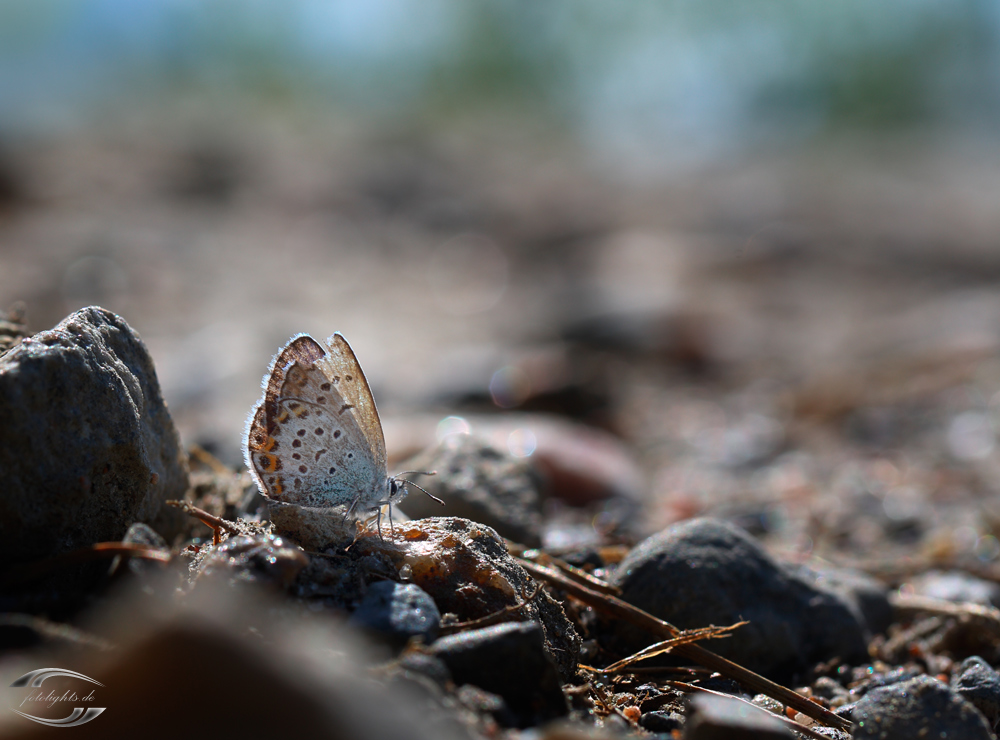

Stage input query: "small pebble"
[
  {"left": 951, "top": 656, "right": 1000, "bottom": 729},
  {"left": 640, "top": 709, "right": 684, "bottom": 733},
  {"left": 429, "top": 621, "right": 567, "bottom": 728},
  {"left": 349, "top": 581, "right": 441, "bottom": 647},
  {"left": 852, "top": 675, "right": 993, "bottom": 739}
]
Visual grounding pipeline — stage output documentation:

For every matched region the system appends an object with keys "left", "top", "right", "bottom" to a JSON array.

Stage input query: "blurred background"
[{"left": 3, "top": 1, "right": 1000, "bottom": 548}]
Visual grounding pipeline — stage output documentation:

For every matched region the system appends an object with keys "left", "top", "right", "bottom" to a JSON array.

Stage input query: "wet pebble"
[
  {"left": 852, "top": 675, "right": 993, "bottom": 739},
  {"left": 683, "top": 692, "right": 793, "bottom": 739},
  {"left": 951, "top": 656, "right": 1000, "bottom": 729},
  {"left": 608, "top": 518, "right": 869, "bottom": 681},
  {"left": 428, "top": 621, "right": 567, "bottom": 728},
  {"left": 0, "top": 307, "right": 187, "bottom": 605},
  {"left": 349, "top": 581, "right": 441, "bottom": 647},
  {"left": 397, "top": 434, "right": 544, "bottom": 546}
]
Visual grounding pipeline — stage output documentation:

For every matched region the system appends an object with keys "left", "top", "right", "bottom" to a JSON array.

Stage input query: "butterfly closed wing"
[{"left": 244, "top": 332, "right": 400, "bottom": 518}]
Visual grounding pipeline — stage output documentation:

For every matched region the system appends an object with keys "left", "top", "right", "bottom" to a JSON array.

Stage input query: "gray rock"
[
  {"left": 952, "top": 656, "right": 1000, "bottom": 729},
  {"left": 911, "top": 570, "right": 1000, "bottom": 608},
  {"left": 429, "top": 621, "right": 567, "bottom": 728},
  {"left": 0, "top": 307, "right": 187, "bottom": 603},
  {"left": 683, "top": 693, "right": 793, "bottom": 739},
  {"left": 609, "top": 518, "right": 869, "bottom": 682},
  {"left": 396, "top": 434, "right": 544, "bottom": 547},
  {"left": 852, "top": 675, "right": 993, "bottom": 739},
  {"left": 350, "top": 581, "right": 441, "bottom": 646}
]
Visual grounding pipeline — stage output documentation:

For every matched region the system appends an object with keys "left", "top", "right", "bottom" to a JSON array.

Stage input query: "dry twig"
[
  {"left": 167, "top": 499, "right": 241, "bottom": 545},
  {"left": 581, "top": 621, "right": 747, "bottom": 675},
  {"left": 521, "top": 551, "right": 621, "bottom": 596}
]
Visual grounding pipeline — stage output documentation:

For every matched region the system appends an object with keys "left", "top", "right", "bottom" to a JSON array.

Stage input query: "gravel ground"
[{"left": 4, "top": 113, "right": 1000, "bottom": 738}]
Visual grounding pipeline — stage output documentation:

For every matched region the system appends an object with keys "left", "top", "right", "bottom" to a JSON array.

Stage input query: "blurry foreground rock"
[
  {"left": 0, "top": 307, "right": 188, "bottom": 611},
  {"left": 0, "top": 591, "right": 475, "bottom": 740},
  {"left": 607, "top": 518, "right": 872, "bottom": 681}
]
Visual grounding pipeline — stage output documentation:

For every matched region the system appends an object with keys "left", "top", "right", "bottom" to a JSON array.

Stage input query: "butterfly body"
[{"left": 244, "top": 333, "right": 405, "bottom": 518}]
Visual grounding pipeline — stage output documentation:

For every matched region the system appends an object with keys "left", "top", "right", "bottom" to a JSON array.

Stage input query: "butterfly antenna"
[{"left": 395, "top": 471, "right": 445, "bottom": 506}]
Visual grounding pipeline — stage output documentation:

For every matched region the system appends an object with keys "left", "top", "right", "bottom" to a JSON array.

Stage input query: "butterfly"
[{"left": 244, "top": 333, "right": 440, "bottom": 531}]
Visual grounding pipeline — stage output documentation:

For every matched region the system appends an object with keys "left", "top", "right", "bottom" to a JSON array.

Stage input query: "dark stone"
[
  {"left": 609, "top": 518, "right": 869, "bottom": 682},
  {"left": 429, "top": 621, "right": 567, "bottom": 728},
  {"left": 852, "top": 675, "right": 993, "bottom": 739},
  {"left": 0, "top": 307, "right": 188, "bottom": 607},
  {"left": 396, "top": 435, "right": 544, "bottom": 547},
  {"left": 796, "top": 564, "right": 893, "bottom": 637},
  {"left": 952, "top": 656, "right": 1000, "bottom": 729},
  {"left": 640, "top": 709, "right": 685, "bottom": 733},
  {"left": 350, "top": 581, "right": 441, "bottom": 647},
  {"left": 683, "top": 693, "right": 793, "bottom": 739},
  {"left": 856, "top": 666, "right": 922, "bottom": 696}
]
